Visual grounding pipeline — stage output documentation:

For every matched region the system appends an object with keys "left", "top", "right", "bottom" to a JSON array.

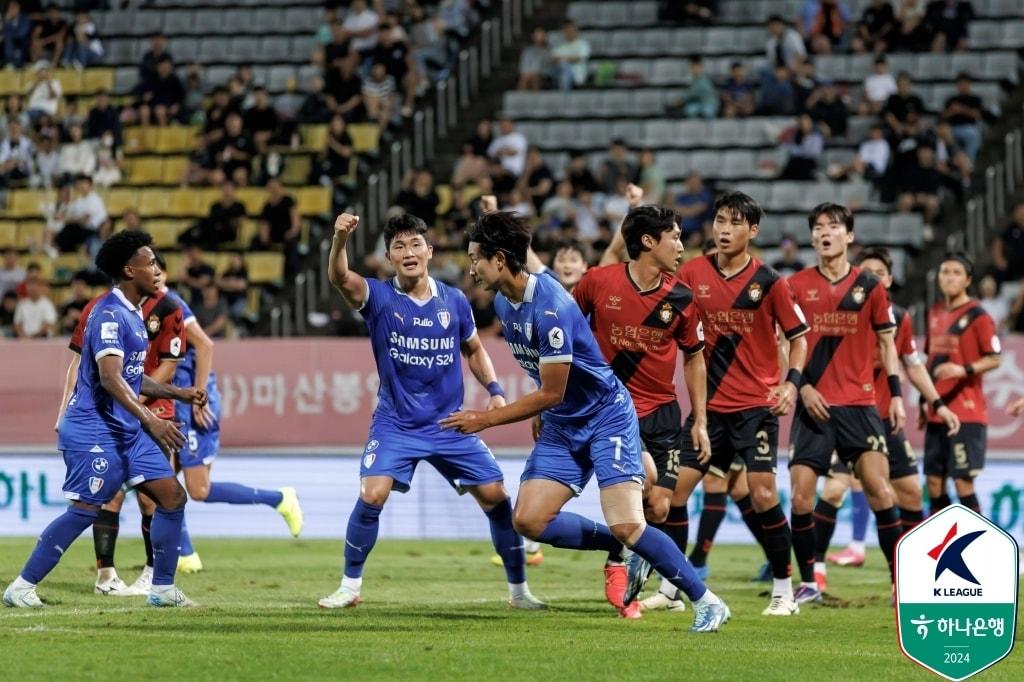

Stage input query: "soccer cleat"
[
  {"left": 128, "top": 565, "right": 153, "bottom": 594},
  {"left": 814, "top": 570, "right": 827, "bottom": 592},
  {"left": 752, "top": 561, "right": 773, "bottom": 582},
  {"left": 640, "top": 589, "right": 686, "bottom": 613},
  {"left": 827, "top": 546, "right": 866, "bottom": 567},
  {"left": 95, "top": 575, "right": 144, "bottom": 597},
  {"left": 762, "top": 595, "right": 800, "bottom": 616},
  {"left": 318, "top": 587, "right": 362, "bottom": 609},
  {"left": 693, "top": 564, "right": 709, "bottom": 581},
  {"left": 690, "top": 599, "right": 729, "bottom": 632},
  {"left": 177, "top": 552, "right": 203, "bottom": 574},
  {"left": 490, "top": 549, "right": 544, "bottom": 567},
  {"left": 794, "top": 584, "right": 823, "bottom": 604},
  {"left": 3, "top": 582, "right": 43, "bottom": 609},
  {"left": 603, "top": 564, "right": 627, "bottom": 608},
  {"left": 147, "top": 586, "right": 197, "bottom": 608},
  {"left": 508, "top": 591, "right": 548, "bottom": 610},
  {"left": 618, "top": 600, "right": 642, "bottom": 620},
  {"left": 276, "top": 487, "right": 304, "bottom": 537},
  {"left": 622, "top": 553, "right": 652, "bottom": 606}
]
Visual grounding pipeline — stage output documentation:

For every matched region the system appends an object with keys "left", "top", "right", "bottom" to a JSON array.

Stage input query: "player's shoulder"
[
  {"left": 786, "top": 265, "right": 816, "bottom": 287},
  {"left": 152, "top": 292, "right": 182, "bottom": 318},
  {"left": 433, "top": 278, "right": 468, "bottom": 304},
  {"left": 892, "top": 303, "right": 910, "bottom": 324},
  {"left": 577, "top": 263, "right": 625, "bottom": 290},
  {"left": 850, "top": 265, "right": 885, "bottom": 290},
  {"left": 962, "top": 299, "right": 995, "bottom": 326},
  {"left": 531, "top": 272, "right": 576, "bottom": 313}
]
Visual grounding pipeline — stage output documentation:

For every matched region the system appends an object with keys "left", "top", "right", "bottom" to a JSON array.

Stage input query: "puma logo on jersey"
[
  {"left": 393, "top": 312, "right": 405, "bottom": 324},
  {"left": 544, "top": 310, "right": 559, "bottom": 319}
]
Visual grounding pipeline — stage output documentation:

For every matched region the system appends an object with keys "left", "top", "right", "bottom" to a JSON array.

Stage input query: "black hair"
[
  {"left": 714, "top": 191, "right": 764, "bottom": 227},
  {"left": 154, "top": 251, "right": 167, "bottom": 272},
  {"left": 554, "top": 240, "right": 586, "bottom": 260},
  {"left": 620, "top": 205, "right": 678, "bottom": 260},
  {"left": 767, "top": 14, "right": 785, "bottom": 24},
  {"left": 807, "top": 202, "right": 854, "bottom": 232},
  {"left": 95, "top": 230, "right": 154, "bottom": 282},
  {"left": 941, "top": 251, "right": 974, "bottom": 278},
  {"left": 955, "top": 72, "right": 971, "bottom": 82},
  {"left": 856, "top": 247, "right": 893, "bottom": 274},
  {"left": 383, "top": 213, "right": 428, "bottom": 249},
  {"left": 26, "top": 261, "right": 41, "bottom": 272},
  {"left": 468, "top": 211, "right": 531, "bottom": 276}
]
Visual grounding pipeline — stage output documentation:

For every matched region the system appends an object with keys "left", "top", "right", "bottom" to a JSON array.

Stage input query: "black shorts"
[
  {"left": 789, "top": 404, "right": 888, "bottom": 476},
  {"left": 639, "top": 401, "right": 685, "bottom": 490},
  {"left": 682, "top": 407, "right": 779, "bottom": 478},
  {"left": 924, "top": 422, "right": 986, "bottom": 480},
  {"left": 829, "top": 420, "right": 917, "bottom": 479}
]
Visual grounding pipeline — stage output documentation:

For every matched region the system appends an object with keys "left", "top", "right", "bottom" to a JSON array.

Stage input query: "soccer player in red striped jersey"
[
  {"left": 574, "top": 206, "right": 711, "bottom": 617},
  {"left": 787, "top": 203, "right": 906, "bottom": 604},
  {"left": 924, "top": 252, "right": 1002, "bottom": 515},
  {"left": 814, "top": 248, "right": 959, "bottom": 588},
  {"left": 678, "top": 192, "right": 810, "bottom": 616}
]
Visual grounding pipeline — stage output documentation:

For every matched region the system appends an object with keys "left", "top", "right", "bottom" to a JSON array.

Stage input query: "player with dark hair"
[
  {"left": 319, "top": 211, "right": 543, "bottom": 610},
  {"left": 813, "top": 248, "right": 960, "bottom": 590},
  {"left": 786, "top": 203, "right": 906, "bottom": 605},
  {"left": 924, "top": 252, "right": 1001, "bottom": 516},
  {"left": 445, "top": 210, "right": 730, "bottom": 632},
  {"left": 573, "top": 204, "right": 710, "bottom": 617},
  {"left": 4, "top": 231, "right": 206, "bottom": 609},
  {"left": 551, "top": 240, "right": 589, "bottom": 292}
]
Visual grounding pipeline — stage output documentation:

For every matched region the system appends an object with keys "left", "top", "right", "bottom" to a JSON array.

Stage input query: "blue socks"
[
  {"left": 484, "top": 499, "right": 526, "bottom": 584},
  {"left": 851, "top": 490, "right": 869, "bottom": 542},
  {"left": 178, "top": 519, "right": 195, "bottom": 556},
  {"left": 151, "top": 507, "right": 184, "bottom": 587},
  {"left": 630, "top": 525, "right": 707, "bottom": 602},
  {"left": 20, "top": 506, "right": 96, "bottom": 584},
  {"left": 343, "top": 499, "right": 383, "bottom": 579},
  {"left": 205, "top": 482, "right": 283, "bottom": 508},
  {"left": 536, "top": 511, "right": 623, "bottom": 559}
]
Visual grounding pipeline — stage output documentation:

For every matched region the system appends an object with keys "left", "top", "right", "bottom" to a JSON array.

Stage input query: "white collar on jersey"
[
  {"left": 390, "top": 275, "right": 439, "bottom": 300},
  {"left": 111, "top": 286, "right": 144, "bottom": 318},
  {"left": 523, "top": 274, "right": 538, "bottom": 303}
]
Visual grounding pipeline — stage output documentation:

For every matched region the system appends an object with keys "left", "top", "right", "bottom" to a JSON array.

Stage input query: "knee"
[
  {"left": 610, "top": 522, "right": 645, "bottom": 546},
  {"left": 790, "top": 489, "right": 815, "bottom": 515},
  {"left": 474, "top": 483, "right": 510, "bottom": 510},
  {"left": 166, "top": 484, "right": 188, "bottom": 511},
  {"left": 512, "top": 511, "right": 547, "bottom": 541},
  {"left": 644, "top": 495, "right": 669, "bottom": 525},
  {"left": 750, "top": 484, "right": 778, "bottom": 511},
  {"left": 359, "top": 489, "right": 390, "bottom": 507},
  {"left": 185, "top": 480, "right": 209, "bottom": 502}
]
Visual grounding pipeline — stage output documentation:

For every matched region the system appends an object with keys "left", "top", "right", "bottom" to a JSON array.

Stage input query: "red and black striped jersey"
[
  {"left": 678, "top": 254, "right": 808, "bottom": 413},
  {"left": 140, "top": 291, "right": 185, "bottom": 418},
  {"left": 789, "top": 265, "right": 895, "bottom": 406},
  {"left": 926, "top": 299, "right": 1001, "bottom": 425},
  {"left": 872, "top": 304, "right": 918, "bottom": 416},
  {"left": 573, "top": 263, "right": 704, "bottom": 418}
]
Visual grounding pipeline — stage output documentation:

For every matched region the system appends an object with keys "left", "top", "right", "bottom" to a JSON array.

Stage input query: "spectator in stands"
[
  {"left": 14, "top": 276, "right": 56, "bottom": 338},
  {"left": 664, "top": 1, "right": 717, "bottom": 25},
  {"left": 674, "top": 171, "right": 713, "bottom": 243},
  {"left": 677, "top": 55, "right": 719, "bottom": 119},
  {"left": 119, "top": 208, "right": 142, "bottom": 233},
  {"left": 182, "top": 64, "right": 204, "bottom": 123},
  {"left": 52, "top": 174, "right": 108, "bottom": 253},
  {"left": 831, "top": 122, "right": 891, "bottom": 184},
  {"left": 202, "top": 86, "right": 236, "bottom": 148},
  {"left": 806, "top": 80, "right": 848, "bottom": 138},
  {"left": 551, "top": 20, "right": 590, "bottom": 92},
  {"left": 194, "top": 285, "right": 229, "bottom": 338},
  {"left": 1, "top": 94, "right": 29, "bottom": 131},
  {"left": 765, "top": 15, "right": 806, "bottom": 70},
  {"left": 182, "top": 133, "right": 219, "bottom": 187},
  {"left": 14, "top": 261, "right": 41, "bottom": 299},
  {"left": 977, "top": 274, "right": 1009, "bottom": 331},
  {"left": 314, "top": 113, "right": 354, "bottom": 185},
  {"left": 373, "top": 20, "right": 417, "bottom": 118},
  {"left": 63, "top": 8, "right": 102, "bottom": 68},
  {"left": 297, "top": 76, "right": 333, "bottom": 124},
  {"left": 29, "top": 3, "right": 66, "bottom": 67},
  {"left": 408, "top": 2, "right": 451, "bottom": 83},
  {"left": 451, "top": 142, "right": 488, "bottom": 190},
  {"left": 599, "top": 138, "right": 636, "bottom": 195},
  {"left": 134, "top": 55, "right": 185, "bottom": 126},
  {"left": 57, "top": 122, "right": 96, "bottom": 183},
  {"left": 85, "top": 90, "right": 121, "bottom": 147},
  {"left": 779, "top": 114, "right": 825, "bottom": 180},
  {"left": 519, "top": 146, "right": 554, "bottom": 215},
  {"left": 1010, "top": 287, "right": 1024, "bottom": 334},
  {"left": 244, "top": 86, "right": 280, "bottom": 156},
  {"left": 343, "top": 0, "right": 380, "bottom": 61},
  {"left": 882, "top": 72, "right": 926, "bottom": 135},
  {"left": 180, "top": 244, "right": 215, "bottom": 302},
  {"left": 487, "top": 118, "right": 528, "bottom": 177},
  {"left": 138, "top": 31, "right": 171, "bottom": 85},
  {"left": 326, "top": 53, "right": 365, "bottom": 122},
  {"left": 25, "top": 61, "right": 62, "bottom": 123},
  {"left": 61, "top": 95, "right": 86, "bottom": 136},
  {"left": 218, "top": 251, "right": 249, "bottom": 323},
  {"left": 2, "top": 1, "right": 32, "bottom": 69},
  {"left": 58, "top": 275, "right": 90, "bottom": 335},
  {"left": 860, "top": 55, "right": 898, "bottom": 114},
  {"left": 0, "top": 248, "right": 26, "bottom": 297},
  {"left": 925, "top": 0, "right": 974, "bottom": 52},
  {"left": 0, "top": 119, "right": 34, "bottom": 188},
  {"left": 29, "top": 129, "right": 57, "bottom": 189},
  {"left": 932, "top": 121, "right": 973, "bottom": 187},
  {"left": 853, "top": 0, "right": 896, "bottom": 53},
  {"left": 800, "top": 0, "right": 855, "bottom": 55},
  {"left": 182, "top": 181, "right": 245, "bottom": 250},
  {"left": 572, "top": 190, "right": 601, "bottom": 243},
  {"left": 396, "top": 167, "right": 440, "bottom": 226},
  {"left": 0, "top": 291, "right": 17, "bottom": 337},
  {"left": 466, "top": 117, "right": 493, "bottom": 157},
  {"left": 566, "top": 150, "right": 599, "bottom": 194},
  {"left": 92, "top": 130, "right": 123, "bottom": 188},
  {"left": 792, "top": 59, "right": 820, "bottom": 113},
  {"left": 896, "top": 143, "right": 945, "bottom": 223},
  {"left": 603, "top": 178, "right": 632, "bottom": 227},
  {"left": 991, "top": 203, "right": 1024, "bottom": 285},
  {"left": 324, "top": 19, "right": 351, "bottom": 65},
  {"left": 518, "top": 27, "right": 550, "bottom": 91},
  {"left": 253, "top": 177, "right": 301, "bottom": 263},
  {"left": 942, "top": 72, "right": 983, "bottom": 161},
  {"left": 637, "top": 148, "right": 666, "bottom": 205},
  {"left": 215, "top": 112, "right": 254, "bottom": 186},
  {"left": 540, "top": 179, "right": 576, "bottom": 228},
  {"left": 890, "top": 0, "right": 928, "bottom": 51},
  {"left": 758, "top": 65, "right": 796, "bottom": 115},
  {"left": 772, "top": 235, "right": 806, "bottom": 276},
  {"left": 362, "top": 61, "right": 396, "bottom": 128},
  {"left": 488, "top": 156, "right": 517, "bottom": 202},
  {"left": 316, "top": 6, "right": 337, "bottom": 45},
  {"left": 232, "top": 64, "right": 256, "bottom": 110},
  {"left": 721, "top": 61, "right": 755, "bottom": 118}
]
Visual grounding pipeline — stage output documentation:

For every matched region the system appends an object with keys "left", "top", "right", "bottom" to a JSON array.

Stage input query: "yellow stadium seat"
[
  {"left": 246, "top": 253, "right": 284, "bottom": 284},
  {"left": 104, "top": 188, "right": 140, "bottom": 216},
  {"left": 166, "top": 189, "right": 204, "bottom": 218},
  {"left": 436, "top": 184, "right": 453, "bottom": 216},
  {"left": 138, "top": 189, "right": 169, "bottom": 217},
  {"left": 16, "top": 221, "right": 45, "bottom": 250},
  {"left": 280, "top": 156, "right": 311, "bottom": 186},
  {"left": 300, "top": 125, "right": 327, "bottom": 152},
  {"left": 82, "top": 68, "right": 114, "bottom": 94},
  {"left": 144, "top": 220, "right": 184, "bottom": 249},
  {"left": 162, "top": 253, "right": 185, "bottom": 282},
  {"left": 238, "top": 218, "right": 260, "bottom": 247},
  {"left": 211, "top": 252, "right": 232, "bottom": 276},
  {"left": 236, "top": 187, "right": 265, "bottom": 216},
  {"left": 9, "top": 190, "right": 52, "bottom": 218},
  {"left": 53, "top": 70, "right": 83, "bottom": 96},
  {"left": 52, "top": 253, "right": 84, "bottom": 282},
  {"left": 49, "top": 285, "right": 71, "bottom": 307},
  {"left": 296, "top": 187, "right": 330, "bottom": 215},
  {"left": 0, "top": 69, "right": 22, "bottom": 97},
  {"left": 18, "top": 255, "right": 54, "bottom": 280},
  {"left": 348, "top": 123, "right": 380, "bottom": 154},
  {"left": 161, "top": 156, "right": 188, "bottom": 185},
  {"left": 461, "top": 184, "right": 484, "bottom": 206},
  {"left": 124, "top": 126, "right": 159, "bottom": 154},
  {"left": 155, "top": 126, "right": 198, "bottom": 153},
  {"left": 246, "top": 287, "right": 261, "bottom": 318},
  {"left": 126, "top": 157, "right": 164, "bottom": 185},
  {"left": 0, "top": 221, "right": 17, "bottom": 249}
]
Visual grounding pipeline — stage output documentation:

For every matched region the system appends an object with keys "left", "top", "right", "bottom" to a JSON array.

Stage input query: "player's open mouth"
[{"left": 821, "top": 240, "right": 832, "bottom": 249}]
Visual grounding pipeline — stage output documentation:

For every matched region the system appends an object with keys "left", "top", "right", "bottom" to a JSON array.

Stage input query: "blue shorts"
[
  {"left": 62, "top": 432, "right": 174, "bottom": 505},
  {"left": 176, "top": 376, "right": 221, "bottom": 469},
  {"left": 361, "top": 420, "right": 504, "bottom": 494},
  {"left": 523, "top": 388, "right": 645, "bottom": 495}
]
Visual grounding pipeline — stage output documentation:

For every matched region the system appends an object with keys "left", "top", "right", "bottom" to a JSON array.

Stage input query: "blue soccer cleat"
[
  {"left": 694, "top": 564, "right": 709, "bottom": 581},
  {"left": 794, "top": 584, "right": 823, "bottom": 604},
  {"left": 691, "top": 598, "right": 730, "bottom": 632},
  {"left": 623, "top": 552, "right": 652, "bottom": 606},
  {"left": 752, "top": 561, "right": 773, "bottom": 582}
]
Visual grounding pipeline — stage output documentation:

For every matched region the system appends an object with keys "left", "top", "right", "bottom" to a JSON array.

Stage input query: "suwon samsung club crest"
[{"left": 895, "top": 504, "right": 1018, "bottom": 681}]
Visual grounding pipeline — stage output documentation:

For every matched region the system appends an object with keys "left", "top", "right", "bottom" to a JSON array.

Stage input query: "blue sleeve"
[
  {"left": 89, "top": 307, "right": 128, "bottom": 362},
  {"left": 455, "top": 290, "right": 476, "bottom": 344},
  {"left": 360, "top": 278, "right": 387, "bottom": 321},
  {"left": 534, "top": 296, "right": 574, "bottom": 365}
]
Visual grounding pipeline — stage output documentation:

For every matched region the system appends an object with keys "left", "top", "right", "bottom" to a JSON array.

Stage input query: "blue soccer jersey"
[
  {"left": 493, "top": 272, "right": 621, "bottom": 421},
  {"left": 360, "top": 276, "right": 477, "bottom": 430},
  {"left": 59, "top": 288, "right": 150, "bottom": 449}
]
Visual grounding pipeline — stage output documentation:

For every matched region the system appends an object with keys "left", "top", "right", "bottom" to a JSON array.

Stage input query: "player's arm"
[
  {"left": 460, "top": 333, "right": 506, "bottom": 410},
  {"left": 598, "top": 183, "right": 643, "bottom": 266},
  {"left": 98, "top": 355, "right": 186, "bottom": 457},
  {"left": 904, "top": 360, "right": 960, "bottom": 435},
  {"left": 185, "top": 319, "right": 215, "bottom": 428},
  {"left": 440, "top": 361, "right": 568, "bottom": 434},
  {"left": 327, "top": 212, "right": 368, "bottom": 309},
  {"left": 933, "top": 353, "right": 1001, "bottom": 381},
  {"left": 682, "top": 349, "right": 711, "bottom": 465},
  {"left": 140, "top": 374, "right": 206, "bottom": 407},
  {"left": 148, "top": 358, "right": 178, "bottom": 386},
  {"left": 55, "top": 349, "right": 80, "bottom": 432},
  {"left": 771, "top": 331, "right": 807, "bottom": 416},
  {"left": 877, "top": 328, "right": 906, "bottom": 433}
]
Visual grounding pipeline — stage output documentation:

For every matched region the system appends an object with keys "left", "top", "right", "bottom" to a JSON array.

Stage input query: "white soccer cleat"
[
  {"left": 95, "top": 575, "right": 145, "bottom": 597},
  {"left": 508, "top": 591, "right": 548, "bottom": 610},
  {"left": 127, "top": 565, "right": 154, "bottom": 595},
  {"left": 3, "top": 582, "right": 43, "bottom": 609},
  {"left": 318, "top": 587, "right": 362, "bottom": 609},
  {"left": 761, "top": 595, "right": 800, "bottom": 616},
  {"left": 640, "top": 589, "right": 686, "bottom": 612},
  {"left": 147, "top": 585, "right": 198, "bottom": 608}
]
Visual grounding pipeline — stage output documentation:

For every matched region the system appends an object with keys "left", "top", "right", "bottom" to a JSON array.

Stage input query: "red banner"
[{"left": 1, "top": 337, "right": 1023, "bottom": 450}]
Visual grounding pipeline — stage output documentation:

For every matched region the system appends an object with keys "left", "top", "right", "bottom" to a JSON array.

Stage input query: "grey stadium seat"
[
  {"left": 197, "top": 38, "right": 230, "bottom": 63},
  {"left": 259, "top": 37, "right": 292, "bottom": 63},
  {"left": 161, "top": 10, "right": 195, "bottom": 36}
]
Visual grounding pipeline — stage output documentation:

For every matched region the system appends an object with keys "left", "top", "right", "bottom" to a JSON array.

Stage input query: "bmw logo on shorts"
[
  {"left": 366, "top": 440, "right": 379, "bottom": 452},
  {"left": 91, "top": 457, "right": 109, "bottom": 474}
]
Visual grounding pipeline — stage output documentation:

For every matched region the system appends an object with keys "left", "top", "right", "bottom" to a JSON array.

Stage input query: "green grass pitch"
[{"left": 1, "top": 538, "right": 1020, "bottom": 681}]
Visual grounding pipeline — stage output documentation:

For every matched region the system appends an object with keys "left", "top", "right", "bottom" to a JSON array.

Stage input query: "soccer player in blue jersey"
[
  {"left": 318, "top": 211, "right": 543, "bottom": 610},
  {"left": 443, "top": 210, "right": 730, "bottom": 632},
  {"left": 3, "top": 231, "right": 205, "bottom": 609}
]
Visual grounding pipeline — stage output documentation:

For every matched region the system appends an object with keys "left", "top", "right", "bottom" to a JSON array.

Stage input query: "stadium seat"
[
  {"left": 161, "top": 156, "right": 189, "bottom": 185},
  {"left": 155, "top": 126, "right": 197, "bottom": 153},
  {"left": 237, "top": 188, "right": 265, "bottom": 216},
  {"left": 348, "top": 123, "right": 380, "bottom": 154},
  {"left": 300, "top": 125, "right": 328, "bottom": 152},
  {"left": 280, "top": 156, "right": 312, "bottom": 186},
  {"left": 8, "top": 190, "right": 52, "bottom": 218},
  {"left": 104, "top": 188, "right": 140, "bottom": 216},
  {"left": 0, "top": 221, "right": 17, "bottom": 249},
  {"left": 246, "top": 253, "right": 285, "bottom": 283},
  {"left": 0, "top": 69, "right": 22, "bottom": 97},
  {"left": 138, "top": 189, "right": 170, "bottom": 217},
  {"left": 82, "top": 68, "right": 115, "bottom": 94},
  {"left": 126, "top": 157, "right": 164, "bottom": 185},
  {"left": 296, "top": 187, "right": 331, "bottom": 215},
  {"left": 144, "top": 220, "right": 185, "bottom": 248}
]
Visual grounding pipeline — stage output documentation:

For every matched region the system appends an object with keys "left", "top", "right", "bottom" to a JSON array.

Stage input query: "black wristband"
[
  {"left": 887, "top": 374, "right": 902, "bottom": 398},
  {"left": 963, "top": 364, "right": 975, "bottom": 377},
  {"left": 786, "top": 368, "right": 803, "bottom": 388},
  {"left": 931, "top": 398, "right": 945, "bottom": 412}
]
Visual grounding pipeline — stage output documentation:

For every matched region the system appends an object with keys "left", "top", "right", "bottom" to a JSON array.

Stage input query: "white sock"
[
  {"left": 508, "top": 582, "right": 528, "bottom": 599},
  {"left": 341, "top": 576, "right": 362, "bottom": 593},
  {"left": 524, "top": 540, "right": 541, "bottom": 554},
  {"left": 773, "top": 578, "right": 794, "bottom": 600},
  {"left": 151, "top": 583, "right": 175, "bottom": 593},
  {"left": 97, "top": 567, "right": 117, "bottom": 582},
  {"left": 12, "top": 576, "right": 35, "bottom": 589},
  {"left": 849, "top": 541, "right": 866, "bottom": 554},
  {"left": 814, "top": 561, "right": 827, "bottom": 575},
  {"left": 659, "top": 576, "right": 678, "bottom": 598},
  {"left": 693, "top": 590, "right": 721, "bottom": 608},
  {"left": 800, "top": 581, "right": 817, "bottom": 589}
]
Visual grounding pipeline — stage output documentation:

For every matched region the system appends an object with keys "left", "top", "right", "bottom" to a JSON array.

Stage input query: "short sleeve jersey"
[
  {"left": 140, "top": 291, "right": 185, "bottom": 417},
  {"left": 872, "top": 305, "right": 918, "bottom": 415},
  {"left": 926, "top": 299, "right": 1001, "bottom": 425},
  {"left": 360, "top": 276, "right": 476, "bottom": 431},
  {"left": 69, "top": 294, "right": 103, "bottom": 353},
  {"left": 59, "top": 289, "right": 149, "bottom": 450},
  {"left": 573, "top": 263, "right": 704, "bottom": 418},
  {"left": 788, "top": 265, "right": 896, "bottom": 406},
  {"left": 678, "top": 255, "right": 808, "bottom": 413},
  {"left": 494, "top": 273, "right": 621, "bottom": 422}
]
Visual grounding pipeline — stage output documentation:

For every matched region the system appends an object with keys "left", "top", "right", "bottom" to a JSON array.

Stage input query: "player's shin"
[
  {"left": 689, "top": 492, "right": 727, "bottom": 568},
  {"left": 735, "top": 494, "right": 768, "bottom": 557},
  {"left": 93, "top": 509, "right": 120, "bottom": 574},
  {"left": 484, "top": 499, "right": 527, "bottom": 587},
  {"left": 20, "top": 506, "right": 97, "bottom": 585},
  {"left": 874, "top": 507, "right": 901, "bottom": 582},
  {"left": 790, "top": 512, "right": 817, "bottom": 584},
  {"left": 140, "top": 513, "right": 154, "bottom": 567},
  {"left": 150, "top": 507, "right": 184, "bottom": 586},
  {"left": 759, "top": 504, "right": 794, "bottom": 597},
  {"left": 343, "top": 498, "right": 384, "bottom": 586},
  {"left": 812, "top": 499, "right": 839, "bottom": 574}
]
